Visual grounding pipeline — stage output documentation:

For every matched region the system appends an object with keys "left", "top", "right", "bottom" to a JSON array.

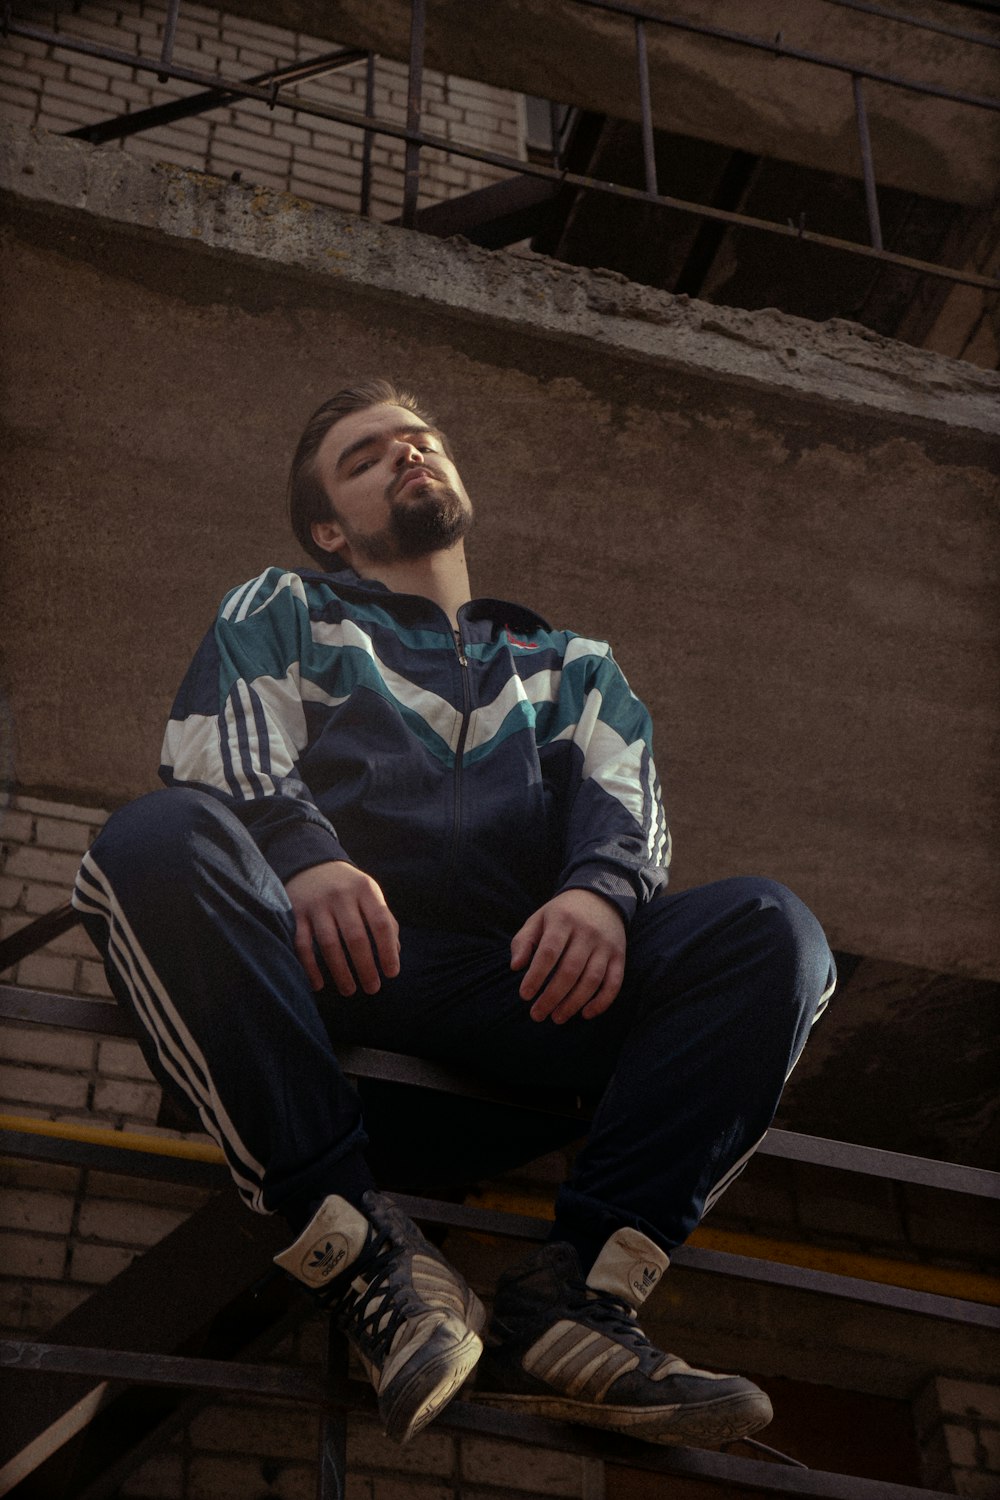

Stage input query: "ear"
[{"left": 311, "top": 517, "right": 350, "bottom": 561}]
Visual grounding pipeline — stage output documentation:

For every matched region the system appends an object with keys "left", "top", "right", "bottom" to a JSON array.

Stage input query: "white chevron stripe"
[
  {"left": 73, "top": 854, "right": 267, "bottom": 1208},
  {"left": 311, "top": 618, "right": 462, "bottom": 749},
  {"left": 161, "top": 713, "right": 221, "bottom": 781},
  {"left": 221, "top": 570, "right": 268, "bottom": 622}
]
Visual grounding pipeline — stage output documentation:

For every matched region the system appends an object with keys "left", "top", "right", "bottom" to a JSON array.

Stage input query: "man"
[{"left": 74, "top": 380, "right": 835, "bottom": 1449}]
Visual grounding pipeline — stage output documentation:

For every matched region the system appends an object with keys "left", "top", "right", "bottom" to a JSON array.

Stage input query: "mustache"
[{"left": 389, "top": 465, "right": 444, "bottom": 501}]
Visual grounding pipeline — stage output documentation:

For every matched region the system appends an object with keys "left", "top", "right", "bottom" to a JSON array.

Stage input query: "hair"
[{"left": 287, "top": 379, "right": 437, "bottom": 568}]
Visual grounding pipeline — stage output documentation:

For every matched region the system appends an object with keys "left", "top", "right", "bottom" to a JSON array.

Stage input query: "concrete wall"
[{"left": 2, "top": 123, "right": 998, "bottom": 983}]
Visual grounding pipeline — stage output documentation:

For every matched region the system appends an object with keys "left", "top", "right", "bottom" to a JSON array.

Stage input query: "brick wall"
[{"left": 0, "top": 0, "right": 523, "bottom": 217}]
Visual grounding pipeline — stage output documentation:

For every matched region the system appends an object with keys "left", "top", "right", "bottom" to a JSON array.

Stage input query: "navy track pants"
[{"left": 74, "top": 788, "right": 835, "bottom": 1266}]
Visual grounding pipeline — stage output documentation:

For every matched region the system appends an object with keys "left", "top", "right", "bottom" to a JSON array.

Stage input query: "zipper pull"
[{"left": 454, "top": 629, "right": 468, "bottom": 667}]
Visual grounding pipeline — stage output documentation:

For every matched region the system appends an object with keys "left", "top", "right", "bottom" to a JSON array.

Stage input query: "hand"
[
  {"left": 510, "top": 889, "right": 626, "bottom": 1025},
  {"left": 285, "top": 861, "right": 400, "bottom": 996}
]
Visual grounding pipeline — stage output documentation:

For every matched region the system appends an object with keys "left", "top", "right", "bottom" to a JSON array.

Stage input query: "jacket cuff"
[
  {"left": 558, "top": 863, "right": 638, "bottom": 925},
  {"left": 258, "top": 821, "right": 353, "bottom": 886}
]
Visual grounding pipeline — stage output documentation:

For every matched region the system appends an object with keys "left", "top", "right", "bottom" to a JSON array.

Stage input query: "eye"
[{"left": 351, "top": 458, "right": 375, "bottom": 475}]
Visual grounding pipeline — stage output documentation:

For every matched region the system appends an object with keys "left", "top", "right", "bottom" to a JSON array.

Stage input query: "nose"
[{"left": 393, "top": 439, "right": 424, "bottom": 468}]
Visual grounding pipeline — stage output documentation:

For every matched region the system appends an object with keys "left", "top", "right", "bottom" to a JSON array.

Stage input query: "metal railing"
[{"left": 4, "top": 0, "right": 1000, "bottom": 293}]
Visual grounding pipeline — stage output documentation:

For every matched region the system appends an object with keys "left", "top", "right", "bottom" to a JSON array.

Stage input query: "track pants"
[{"left": 74, "top": 788, "right": 835, "bottom": 1268}]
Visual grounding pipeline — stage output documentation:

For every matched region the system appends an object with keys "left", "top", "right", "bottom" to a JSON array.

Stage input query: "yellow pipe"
[
  {"left": 465, "top": 1187, "right": 1000, "bottom": 1309},
  {"left": 5, "top": 1117, "right": 997, "bottom": 1309},
  {"left": 0, "top": 1112, "right": 225, "bottom": 1163}
]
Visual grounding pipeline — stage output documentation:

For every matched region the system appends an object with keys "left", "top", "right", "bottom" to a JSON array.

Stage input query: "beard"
[{"left": 345, "top": 476, "right": 473, "bottom": 565}]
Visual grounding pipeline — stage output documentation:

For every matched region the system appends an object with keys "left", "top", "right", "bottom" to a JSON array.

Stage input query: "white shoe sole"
[{"left": 470, "top": 1387, "right": 773, "bottom": 1447}]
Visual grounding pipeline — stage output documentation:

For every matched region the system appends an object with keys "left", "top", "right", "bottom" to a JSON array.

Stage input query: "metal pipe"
[
  {"left": 853, "top": 73, "right": 884, "bottom": 249},
  {"left": 635, "top": 17, "right": 658, "bottom": 196},
  {"left": 157, "top": 0, "right": 180, "bottom": 81},
  {"left": 401, "top": 0, "right": 426, "bottom": 229},
  {"left": 818, "top": 0, "right": 1000, "bottom": 51},
  {"left": 360, "top": 51, "right": 376, "bottom": 217}
]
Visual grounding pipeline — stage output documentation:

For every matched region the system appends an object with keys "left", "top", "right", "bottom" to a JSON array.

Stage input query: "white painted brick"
[
  {"left": 109, "top": 79, "right": 155, "bottom": 105},
  {"left": 0, "top": 1023, "right": 95, "bottom": 1070},
  {"left": 225, "top": 14, "right": 300, "bottom": 47},
  {"left": 0, "top": 1189, "right": 75, "bottom": 1235},
  {"left": 92, "top": 1076, "right": 162, "bottom": 1120},
  {"left": 4, "top": 845, "right": 81, "bottom": 886},
  {"left": 78, "top": 961, "right": 114, "bottom": 999},
  {"left": 0, "top": 1231, "right": 67, "bottom": 1279},
  {"left": 187, "top": 1400, "right": 317, "bottom": 1456},
  {"left": 124, "top": 139, "right": 207, "bottom": 172},
  {"left": 43, "top": 923, "right": 99, "bottom": 959},
  {"left": 25, "top": 883, "right": 74, "bottom": 915},
  {"left": 944, "top": 1424, "right": 980, "bottom": 1467},
  {"left": 350, "top": 1421, "right": 454, "bottom": 1474},
  {"left": 274, "top": 121, "right": 311, "bottom": 146},
  {"left": 937, "top": 1380, "right": 1000, "bottom": 1423},
  {"left": 188, "top": 1456, "right": 320, "bottom": 1500},
  {"left": 0, "top": 83, "right": 40, "bottom": 112},
  {"left": 33, "top": 817, "right": 93, "bottom": 853},
  {"left": 0, "top": 101, "right": 36, "bottom": 127},
  {"left": 288, "top": 140, "right": 355, "bottom": 172},
  {"left": 97, "top": 1037, "right": 152, "bottom": 1079},
  {"left": 953, "top": 1473, "right": 1000, "bottom": 1499},
  {"left": 16, "top": 951, "right": 78, "bottom": 993},
  {"left": 214, "top": 123, "right": 291, "bottom": 158},
  {"left": 227, "top": 108, "right": 275, "bottom": 138},
  {"left": 70, "top": 1241, "right": 137, "bottom": 1283},
  {"left": 77, "top": 1196, "right": 188, "bottom": 1246},
  {"left": 0, "top": 1157, "right": 81, "bottom": 1194},
  {"left": 13, "top": 797, "right": 106, "bottom": 824},
  {"left": 4, "top": 35, "right": 50, "bottom": 62},
  {"left": 66, "top": 64, "right": 114, "bottom": 93},
  {"left": 0, "top": 1063, "right": 89, "bottom": 1110},
  {"left": 24, "top": 1279, "right": 91, "bottom": 1331},
  {"left": 0, "top": 809, "right": 33, "bottom": 841}
]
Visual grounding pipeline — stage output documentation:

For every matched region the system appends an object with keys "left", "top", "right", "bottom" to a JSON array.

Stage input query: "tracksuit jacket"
[{"left": 160, "top": 565, "right": 672, "bottom": 934}]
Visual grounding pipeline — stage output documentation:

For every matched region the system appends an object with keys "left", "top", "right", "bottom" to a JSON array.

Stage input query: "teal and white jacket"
[{"left": 160, "top": 566, "right": 670, "bottom": 936}]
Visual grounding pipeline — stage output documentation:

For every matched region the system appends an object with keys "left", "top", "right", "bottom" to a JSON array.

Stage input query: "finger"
[
  {"left": 337, "top": 913, "right": 384, "bottom": 995},
  {"left": 581, "top": 955, "right": 625, "bottom": 1020},
  {"left": 311, "top": 917, "right": 357, "bottom": 997},
  {"left": 293, "top": 915, "right": 325, "bottom": 992},
  {"left": 518, "top": 927, "right": 571, "bottom": 1001},
  {"left": 527, "top": 936, "right": 591, "bottom": 1017},
  {"left": 510, "top": 911, "right": 542, "bottom": 971},
  {"left": 533, "top": 948, "right": 608, "bottom": 1024},
  {"left": 361, "top": 896, "right": 401, "bottom": 979}
]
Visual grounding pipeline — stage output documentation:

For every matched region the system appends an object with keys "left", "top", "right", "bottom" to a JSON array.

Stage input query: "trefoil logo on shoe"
[
  {"left": 307, "top": 1237, "right": 348, "bottom": 1279},
  {"left": 630, "top": 1262, "right": 660, "bottom": 1300}
]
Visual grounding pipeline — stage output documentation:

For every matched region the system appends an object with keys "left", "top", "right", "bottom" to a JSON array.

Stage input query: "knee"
[
  {"left": 728, "top": 876, "right": 835, "bottom": 1007},
  {"left": 89, "top": 788, "right": 236, "bottom": 885}
]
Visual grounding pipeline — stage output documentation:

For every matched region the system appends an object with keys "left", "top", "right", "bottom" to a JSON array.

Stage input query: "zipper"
[{"left": 449, "top": 626, "right": 471, "bottom": 877}]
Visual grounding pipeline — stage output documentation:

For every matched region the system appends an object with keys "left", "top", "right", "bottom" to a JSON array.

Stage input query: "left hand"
[{"left": 510, "top": 889, "right": 627, "bottom": 1025}]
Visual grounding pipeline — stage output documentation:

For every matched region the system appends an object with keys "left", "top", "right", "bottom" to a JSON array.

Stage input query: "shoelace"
[
  {"left": 567, "top": 1285, "right": 658, "bottom": 1356},
  {"left": 317, "top": 1229, "right": 408, "bottom": 1359}
]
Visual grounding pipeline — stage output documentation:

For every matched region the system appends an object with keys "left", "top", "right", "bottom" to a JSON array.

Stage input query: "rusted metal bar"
[
  {"left": 818, "top": 0, "right": 1000, "bottom": 51},
  {"left": 401, "top": 0, "right": 426, "bottom": 229},
  {"left": 157, "top": 0, "right": 181, "bottom": 80},
  {"left": 635, "top": 17, "right": 658, "bottom": 195},
  {"left": 568, "top": 0, "right": 1000, "bottom": 111},
  {"left": 4, "top": 981, "right": 1000, "bottom": 1200},
  {"left": 67, "top": 48, "right": 367, "bottom": 146},
  {"left": 852, "top": 74, "right": 884, "bottom": 248},
  {"left": 360, "top": 51, "right": 376, "bottom": 217},
  {"left": 0, "top": 901, "right": 78, "bottom": 970},
  {"left": 9, "top": 19, "right": 998, "bottom": 295},
  {"left": 0, "top": 1341, "right": 330, "bottom": 1403}
]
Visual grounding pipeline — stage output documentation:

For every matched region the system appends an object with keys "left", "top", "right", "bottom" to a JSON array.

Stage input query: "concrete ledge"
[{"left": 3, "top": 121, "right": 998, "bottom": 435}]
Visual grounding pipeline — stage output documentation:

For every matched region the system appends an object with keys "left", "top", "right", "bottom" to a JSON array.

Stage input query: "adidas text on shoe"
[
  {"left": 275, "top": 1190, "right": 484, "bottom": 1442},
  {"left": 473, "top": 1227, "right": 773, "bottom": 1447}
]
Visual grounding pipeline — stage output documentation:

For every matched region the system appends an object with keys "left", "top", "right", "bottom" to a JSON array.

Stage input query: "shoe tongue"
[
  {"left": 273, "top": 1195, "right": 370, "bottom": 1289},
  {"left": 585, "top": 1227, "right": 669, "bottom": 1309}
]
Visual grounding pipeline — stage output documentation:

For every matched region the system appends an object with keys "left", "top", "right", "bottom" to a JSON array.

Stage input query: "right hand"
[{"left": 284, "top": 861, "right": 400, "bottom": 996}]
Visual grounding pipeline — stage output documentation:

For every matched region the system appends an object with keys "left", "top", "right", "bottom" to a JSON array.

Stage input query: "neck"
[{"left": 349, "top": 543, "right": 472, "bottom": 628}]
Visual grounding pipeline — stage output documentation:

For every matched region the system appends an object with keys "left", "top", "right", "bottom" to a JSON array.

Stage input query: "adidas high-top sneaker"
[
  {"left": 473, "top": 1227, "right": 773, "bottom": 1447},
  {"left": 275, "top": 1190, "right": 485, "bottom": 1442}
]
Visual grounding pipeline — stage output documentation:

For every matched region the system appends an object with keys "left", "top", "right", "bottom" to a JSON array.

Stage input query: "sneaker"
[
  {"left": 274, "top": 1190, "right": 484, "bottom": 1442},
  {"left": 473, "top": 1227, "right": 773, "bottom": 1447}
]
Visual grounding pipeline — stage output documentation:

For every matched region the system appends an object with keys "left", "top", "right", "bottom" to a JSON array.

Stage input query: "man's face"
[{"left": 311, "top": 403, "right": 473, "bottom": 567}]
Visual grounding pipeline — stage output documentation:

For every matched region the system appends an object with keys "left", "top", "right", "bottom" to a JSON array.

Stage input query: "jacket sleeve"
[
  {"left": 159, "top": 568, "right": 350, "bottom": 884},
  {"left": 554, "top": 636, "right": 671, "bottom": 923}
]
